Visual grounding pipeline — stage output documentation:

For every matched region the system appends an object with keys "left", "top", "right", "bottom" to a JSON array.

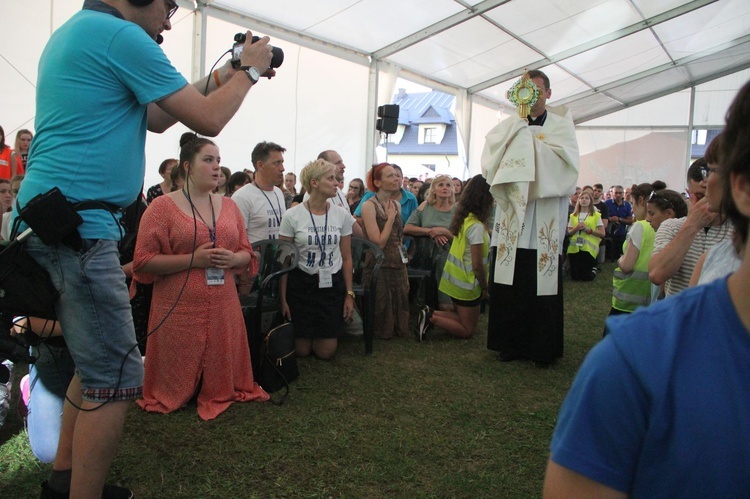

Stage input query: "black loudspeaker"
[
  {"left": 376, "top": 105, "right": 399, "bottom": 134},
  {"left": 378, "top": 104, "right": 399, "bottom": 119},
  {"left": 128, "top": 0, "right": 154, "bottom": 6}
]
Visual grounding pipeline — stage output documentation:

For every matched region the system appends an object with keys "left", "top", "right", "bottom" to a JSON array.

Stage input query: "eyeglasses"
[
  {"left": 166, "top": 0, "right": 178, "bottom": 19},
  {"left": 700, "top": 166, "right": 719, "bottom": 180},
  {"left": 648, "top": 190, "right": 674, "bottom": 211}
]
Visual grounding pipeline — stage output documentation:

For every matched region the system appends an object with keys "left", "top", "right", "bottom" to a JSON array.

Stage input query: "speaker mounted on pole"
[{"left": 376, "top": 104, "right": 399, "bottom": 134}]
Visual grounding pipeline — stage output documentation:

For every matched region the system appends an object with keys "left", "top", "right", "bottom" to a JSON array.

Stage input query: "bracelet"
[
  {"left": 212, "top": 69, "right": 222, "bottom": 88},
  {"left": 346, "top": 290, "right": 356, "bottom": 299}
]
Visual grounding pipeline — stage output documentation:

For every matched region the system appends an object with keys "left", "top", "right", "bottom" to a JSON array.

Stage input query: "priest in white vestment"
[{"left": 482, "top": 70, "right": 579, "bottom": 365}]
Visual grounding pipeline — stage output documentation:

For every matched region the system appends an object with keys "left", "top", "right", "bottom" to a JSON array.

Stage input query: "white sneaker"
[
  {"left": 0, "top": 384, "right": 8, "bottom": 424},
  {"left": 417, "top": 305, "right": 432, "bottom": 342}
]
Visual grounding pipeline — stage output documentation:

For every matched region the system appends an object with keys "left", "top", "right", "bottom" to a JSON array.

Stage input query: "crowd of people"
[{"left": 1, "top": 2, "right": 747, "bottom": 496}]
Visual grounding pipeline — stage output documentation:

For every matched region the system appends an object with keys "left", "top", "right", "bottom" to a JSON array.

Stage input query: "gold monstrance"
[{"left": 506, "top": 72, "right": 539, "bottom": 118}]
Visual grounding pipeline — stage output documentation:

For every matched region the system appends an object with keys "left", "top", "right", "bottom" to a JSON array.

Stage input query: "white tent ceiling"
[
  {"left": 1, "top": 0, "right": 749, "bottom": 190},
  {"left": 206, "top": 0, "right": 750, "bottom": 124}
]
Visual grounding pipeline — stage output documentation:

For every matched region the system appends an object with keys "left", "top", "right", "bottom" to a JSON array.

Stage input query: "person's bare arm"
[
  {"left": 147, "top": 31, "right": 273, "bottom": 135},
  {"left": 470, "top": 243, "right": 489, "bottom": 300},
  {"left": 649, "top": 198, "right": 719, "bottom": 285},
  {"left": 279, "top": 235, "right": 294, "bottom": 321},
  {"left": 543, "top": 460, "right": 627, "bottom": 499},
  {"left": 618, "top": 239, "right": 641, "bottom": 274},
  {"left": 361, "top": 200, "right": 396, "bottom": 249}
]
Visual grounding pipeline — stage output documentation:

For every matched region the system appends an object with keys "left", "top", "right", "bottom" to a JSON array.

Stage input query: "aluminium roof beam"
[
  {"left": 371, "top": 0, "right": 514, "bottom": 60},
  {"left": 468, "top": 0, "right": 719, "bottom": 94}
]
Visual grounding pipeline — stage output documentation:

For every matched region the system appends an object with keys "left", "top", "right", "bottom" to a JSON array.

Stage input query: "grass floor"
[{"left": 0, "top": 263, "right": 615, "bottom": 498}]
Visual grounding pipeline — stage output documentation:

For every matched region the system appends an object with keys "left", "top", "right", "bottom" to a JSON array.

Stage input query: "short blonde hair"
[
  {"left": 426, "top": 174, "right": 455, "bottom": 205},
  {"left": 300, "top": 159, "right": 334, "bottom": 192}
]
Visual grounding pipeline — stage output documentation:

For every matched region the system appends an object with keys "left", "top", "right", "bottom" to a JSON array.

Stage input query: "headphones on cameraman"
[{"left": 128, "top": 0, "right": 154, "bottom": 6}]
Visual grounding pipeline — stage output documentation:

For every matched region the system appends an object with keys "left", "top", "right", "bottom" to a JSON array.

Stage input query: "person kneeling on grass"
[
  {"left": 566, "top": 189, "right": 605, "bottom": 281},
  {"left": 417, "top": 174, "right": 493, "bottom": 340}
]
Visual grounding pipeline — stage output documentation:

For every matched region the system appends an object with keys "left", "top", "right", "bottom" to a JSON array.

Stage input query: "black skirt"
[{"left": 286, "top": 267, "right": 345, "bottom": 339}]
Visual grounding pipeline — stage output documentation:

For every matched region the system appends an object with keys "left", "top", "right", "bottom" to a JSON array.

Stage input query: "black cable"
[{"left": 45, "top": 48, "right": 233, "bottom": 413}]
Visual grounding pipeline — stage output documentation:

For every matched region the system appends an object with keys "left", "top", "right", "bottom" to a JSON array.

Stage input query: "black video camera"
[{"left": 231, "top": 33, "right": 284, "bottom": 73}]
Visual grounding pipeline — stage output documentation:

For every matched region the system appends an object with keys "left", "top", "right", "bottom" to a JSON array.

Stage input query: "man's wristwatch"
[
  {"left": 346, "top": 290, "right": 356, "bottom": 300},
  {"left": 241, "top": 66, "right": 260, "bottom": 84}
]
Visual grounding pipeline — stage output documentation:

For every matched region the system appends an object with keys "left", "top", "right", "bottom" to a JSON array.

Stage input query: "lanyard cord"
[
  {"left": 255, "top": 183, "right": 282, "bottom": 226},
  {"left": 183, "top": 189, "right": 216, "bottom": 247}
]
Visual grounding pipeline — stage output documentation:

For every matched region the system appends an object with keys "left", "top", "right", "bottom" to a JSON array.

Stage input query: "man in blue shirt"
[
  {"left": 20, "top": 1, "right": 275, "bottom": 497},
  {"left": 604, "top": 185, "right": 633, "bottom": 261}
]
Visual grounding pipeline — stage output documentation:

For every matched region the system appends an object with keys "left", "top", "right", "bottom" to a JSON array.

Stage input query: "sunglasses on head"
[{"left": 648, "top": 190, "right": 674, "bottom": 211}]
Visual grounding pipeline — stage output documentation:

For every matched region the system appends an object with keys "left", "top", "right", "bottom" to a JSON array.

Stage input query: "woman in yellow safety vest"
[
  {"left": 566, "top": 190, "right": 605, "bottom": 281},
  {"left": 417, "top": 174, "right": 493, "bottom": 340},
  {"left": 609, "top": 183, "right": 658, "bottom": 319}
]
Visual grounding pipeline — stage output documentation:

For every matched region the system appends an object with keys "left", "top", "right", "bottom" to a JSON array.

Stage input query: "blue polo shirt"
[{"left": 604, "top": 199, "right": 632, "bottom": 237}]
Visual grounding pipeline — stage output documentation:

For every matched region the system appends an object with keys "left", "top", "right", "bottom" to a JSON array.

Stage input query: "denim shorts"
[{"left": 25, "top": 236, "right": 144, "bottom": 402}]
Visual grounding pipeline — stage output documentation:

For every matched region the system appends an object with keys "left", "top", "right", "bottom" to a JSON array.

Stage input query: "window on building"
[
  {"left": 691, "top": 129, "right": 707, "bottom": 145},
  {"left": 422, "top": 164, "right": 435, "bottom": 172},
  {"left": 424, "top": 127, "right": 436, "bottom": 143}
]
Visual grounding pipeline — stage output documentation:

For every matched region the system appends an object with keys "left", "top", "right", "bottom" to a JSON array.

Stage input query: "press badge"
[
  {"left": 318, "top": 268, "right": 333, "bottom": 288},
  {"left": 575, "top": 236, "right": 584, "bottom": 247},
  {"left": 399, "top": 244, "right": 409, "bottom": 264},
  {"left": 206, "top": 267, "right": 225, "bottom": 285}
]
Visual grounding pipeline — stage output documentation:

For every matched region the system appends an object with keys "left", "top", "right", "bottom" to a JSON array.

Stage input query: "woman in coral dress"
[{"left": 133, "top": 135, "right": 268, "bottom": 420}]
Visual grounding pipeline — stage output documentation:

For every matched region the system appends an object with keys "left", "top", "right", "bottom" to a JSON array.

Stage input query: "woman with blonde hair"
[
  {"left": 566, "top": 190, "right": 605, "bottom": 281},
  {"left": 404, "top": 174, "right": 456, "bottom": 247},
  {"left": 280, "top": 159, "right": 355, "bottom": 359}
]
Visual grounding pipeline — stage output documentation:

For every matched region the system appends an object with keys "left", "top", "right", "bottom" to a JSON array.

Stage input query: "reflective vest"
[
  {"left": 612, "top": 220, "right": 655, "bottom": 312},
  {"left": 566, "top": 211, "right": 601, "bottom": 258},
  {"left": 439, "top": 215, "right": 488, "bottom": 301},
  {"left": 0, "top": 147, "right": 22, "bottom": 180}
]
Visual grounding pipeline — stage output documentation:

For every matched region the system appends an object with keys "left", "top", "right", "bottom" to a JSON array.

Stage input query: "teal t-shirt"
[{"left": 18, "top": 8, "right": 187, "bottom": 240}]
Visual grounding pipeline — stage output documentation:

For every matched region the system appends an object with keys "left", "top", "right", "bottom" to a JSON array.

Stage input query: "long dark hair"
[
  {"left": 448, "top": 174, "right": 493, "bottom": 236},
  {"left": 722, "top": 80, "right": 750, "bottom": 246}
]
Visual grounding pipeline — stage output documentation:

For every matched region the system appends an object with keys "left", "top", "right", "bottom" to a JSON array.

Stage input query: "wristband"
[{"left": 212, "top": 69, "right": 222, "bottom": 88}]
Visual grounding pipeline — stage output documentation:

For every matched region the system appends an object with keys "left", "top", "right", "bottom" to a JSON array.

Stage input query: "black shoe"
[
  {"left": 498, "top": 350, "right": 522, "bottom": 362},
  {"left": 41, "top": 481, "right": 134, "bottom": 499}
]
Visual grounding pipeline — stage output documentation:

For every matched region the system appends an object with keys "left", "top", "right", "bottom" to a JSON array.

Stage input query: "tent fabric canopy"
[
  {"left": 1, "top": 0, "right": 748, "bottom": 189},
  {"left": 209, "top": 0, "right": 750, "bottom": 124}
]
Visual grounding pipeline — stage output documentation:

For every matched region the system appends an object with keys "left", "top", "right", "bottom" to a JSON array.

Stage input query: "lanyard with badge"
[
  {"left": 256, "top": 184, "right": 282, "bottom": 230},
  {"left": 307, "top": 201, "right": 332, "bottom": 288},
  {"left": 576, "top": 213, "right": 588, "bottom": 247},
  {"left": 183, "top": 189, "right": 224, "bottom": 285}
]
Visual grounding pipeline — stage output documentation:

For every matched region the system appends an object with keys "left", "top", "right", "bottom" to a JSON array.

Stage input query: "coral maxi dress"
[{"left": 133, "top": 195, "right": 268, "bottom": 420}]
